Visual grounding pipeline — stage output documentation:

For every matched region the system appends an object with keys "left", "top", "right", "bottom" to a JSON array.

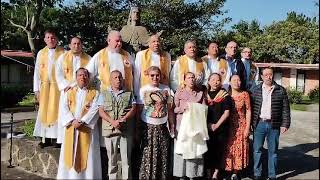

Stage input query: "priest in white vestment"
[
  {"left": 57, "top": 68, "right": 102, "bottom": 179},
  {"left": 55, "top": 37, "right": 91, "bottom": 144},
  {"left": 86, "top": 30, "right": 134, "bottom": 93},
  {"left": 33, "top": 30, "right": 65, "bottom": 147},
  {"left": 170, "top": 40, "right": 210, "bottom": 92}
]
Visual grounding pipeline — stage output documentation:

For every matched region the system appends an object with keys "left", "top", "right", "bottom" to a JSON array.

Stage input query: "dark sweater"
[
  {"left": 220, "top": 54, "right": 247, "bottom": 90},
  {"left": 249, "top": 82, "right": 291, "bottom": 129}
]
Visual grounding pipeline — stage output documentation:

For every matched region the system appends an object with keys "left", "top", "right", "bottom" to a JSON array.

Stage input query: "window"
[{"left": 296, "top": 71, "right": 305, "bottom": 93}]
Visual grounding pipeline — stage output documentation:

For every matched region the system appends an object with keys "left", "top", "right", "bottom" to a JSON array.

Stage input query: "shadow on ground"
[
  {"left": 277, "top": 142, "right": 319, "bottom": 180},
  {"left": 239, "top": 140, "right": 319, "bottom": 179}
]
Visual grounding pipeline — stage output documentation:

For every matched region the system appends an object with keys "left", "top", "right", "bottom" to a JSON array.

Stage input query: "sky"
[{"left": 220, "top": 0, "right": 319, "bottom": 29}]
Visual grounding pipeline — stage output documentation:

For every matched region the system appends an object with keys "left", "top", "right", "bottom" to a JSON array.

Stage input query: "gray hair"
[
  {"left": 107, "top": 30, "right": 121, "bottom": 41},
  {"left": 184, "top": 40, "right": 196, "bottom": 50}
]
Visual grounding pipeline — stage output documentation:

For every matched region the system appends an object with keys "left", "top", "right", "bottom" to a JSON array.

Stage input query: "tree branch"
[
  {"left": 25, "top": 6, "right": 29, "bottom": 29},
  {"left": 8, "top": 19, "right": 27, "bottom": 32}
]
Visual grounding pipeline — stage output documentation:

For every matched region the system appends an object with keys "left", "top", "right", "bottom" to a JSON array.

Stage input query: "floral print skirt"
[{"left": 139, "top": 122, "right": 171, "bottom": 180}]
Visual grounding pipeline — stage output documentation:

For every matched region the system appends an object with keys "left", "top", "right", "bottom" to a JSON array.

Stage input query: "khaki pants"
[{"left": 104, "top": 135, "right": 132, "bottom": 180}]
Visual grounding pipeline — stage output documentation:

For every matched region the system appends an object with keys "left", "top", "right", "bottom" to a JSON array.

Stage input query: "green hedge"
[
  {"left": 1, "top": 85, "right": 32, "bottom": 109},
  {"left": 287, "top": 87, "right": 303, "bottom": 104},
  {"left": 308, "top": 87, "right": 319, "bottom": 101}
]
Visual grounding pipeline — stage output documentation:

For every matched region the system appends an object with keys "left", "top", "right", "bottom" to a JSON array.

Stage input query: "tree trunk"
[{"left": 26, "top": 31, "right": 36, "bottom": 62}]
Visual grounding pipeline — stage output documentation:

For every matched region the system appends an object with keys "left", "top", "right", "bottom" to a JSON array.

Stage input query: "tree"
[
  {"left": 6, "top": 0, "right": 63, "bottom": 56},
  {"left": 246, "top": 12, "right": 319, "bottom": 63}
]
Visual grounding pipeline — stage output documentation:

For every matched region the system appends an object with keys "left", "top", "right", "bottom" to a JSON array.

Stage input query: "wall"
[{"left": 305, "top": 70, "right": 319, "bottom": 95}]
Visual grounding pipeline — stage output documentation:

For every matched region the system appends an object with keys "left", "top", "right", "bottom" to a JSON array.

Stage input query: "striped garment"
[{"left": 249, "top": 82, "right": 291, "bottom": 129}]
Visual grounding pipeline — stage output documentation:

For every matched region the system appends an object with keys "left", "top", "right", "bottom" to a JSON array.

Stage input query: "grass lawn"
[{"left": 290, "top": 96, "right": 319, "bottom": 111}]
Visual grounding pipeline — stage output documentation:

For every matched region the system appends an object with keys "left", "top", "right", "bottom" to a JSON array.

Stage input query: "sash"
[
  {"left": 63, "top": 51, "right": 90, "bottom": 82},
  {"left": 178, "top": 55, "right": 204, "bottom": 87},
  {"left": 64, "top": 87, "right": 96, "bottom": 173},
  {"left": 207, "top": 89, "right": 228, "bottom": 105},
  {"left": 38, "top": 46, "right": 64, "bottom": 127},
  {"left": 202, "top": 56, "right": 228, "bottom": 83},
  {"left": 98, "top": 48, "right": 133, "bottom": 91},
  {"left": 141, "top": 49, "right": 169, "bottom": 86},
  {"left": 250, "top": 62, "right": 257, "bottom": 81}
]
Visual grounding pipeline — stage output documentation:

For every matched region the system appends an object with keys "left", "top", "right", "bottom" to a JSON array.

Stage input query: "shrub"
[
  {"left": 18, "top": 92, "right": 36, "bottom": 106},
  {"left": 287, "top": 87, "right": 303, "bottom": 104},
  {"left": 308, "top": 87, "right": 319, "bottom": 101},
  {"left": 22, "top": 119, "right": 36, "bottom": 137},
  {"left": 1, "top": 85, "right": 32, "bottom": 109}
]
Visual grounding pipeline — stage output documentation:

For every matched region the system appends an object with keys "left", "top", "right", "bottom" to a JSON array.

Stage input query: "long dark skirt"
[{"left": 139, "top": 122, "right": 171, "bottom": 180}]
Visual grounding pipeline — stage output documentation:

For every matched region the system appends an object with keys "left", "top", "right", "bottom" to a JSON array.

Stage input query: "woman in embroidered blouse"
[
  {"left": 173, "top": 72, "right": 206, "bottom": 179},
  {"left": 137, "top": 66, "right": 174, "bottom": 180},
  {"left": 224, "top": 74, "right": 251, "bottom": 180},
  {"left": 205, "top": 73, "right": 232, "bottom": 179}
]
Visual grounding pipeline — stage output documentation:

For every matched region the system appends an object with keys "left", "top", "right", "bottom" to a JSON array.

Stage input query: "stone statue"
[{"left": 120, "top": 6, "right": 163, "bottom": 54}]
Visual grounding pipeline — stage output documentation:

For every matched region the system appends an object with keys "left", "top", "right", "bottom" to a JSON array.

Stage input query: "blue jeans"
[{"left": 253, "top": 121, "right": 280, "bottom": 178}]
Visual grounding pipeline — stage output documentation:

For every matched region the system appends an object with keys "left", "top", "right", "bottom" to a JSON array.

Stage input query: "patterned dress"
[
  {"left": 138, "top": 84, "right": 172, "bottom": 180},
  {"left": 173, "top": 88, "right": 206, "bottom": 178},
  {"left": 224, "top": 91, "right": 251, "bottom": 171}
]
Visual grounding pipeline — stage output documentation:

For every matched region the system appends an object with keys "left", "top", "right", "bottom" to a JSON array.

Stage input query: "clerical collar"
[{"left": 48, "top": 46, "right": 56, "bottom": 49}]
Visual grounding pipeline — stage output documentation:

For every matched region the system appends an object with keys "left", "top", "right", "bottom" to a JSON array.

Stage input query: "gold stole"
[
  {"left": 98, "top": 48, "right": 133, "bottom": 91},
  {"left": 249, "top": 62, "right": 257, "bottom": 80},
  {"left": 63, "top": 51, "right": 90, "bottom": 82},
  {"left": 141, "top": 49, "right": 169, "bottom": 86},
  {"left": 218, "top": 58, "right": 228, "bottom": 83},
  {"left": 64, "top": 87, "right": 96, "bottom": 173},
  {"left": 38, "top": 46, "right": 64, "bottom": 127},
  {"left": 178, "top": 55, "right": 204, "bottom": 87}
]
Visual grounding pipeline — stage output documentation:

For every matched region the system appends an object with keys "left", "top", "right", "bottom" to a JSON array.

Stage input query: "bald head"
[
  {"left": 107, "top": 30, "right": 122, "bottom": 52},
  {"left": 225, "top": 41, "right": 238, "bottom": 58},
  {"left": 148, "top": 34, "right": 161, "bottom": 52}
]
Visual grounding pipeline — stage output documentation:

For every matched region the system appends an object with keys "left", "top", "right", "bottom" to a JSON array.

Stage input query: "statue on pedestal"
[{"left": 120, "top": 6, "right": 163, "bottom": 55}]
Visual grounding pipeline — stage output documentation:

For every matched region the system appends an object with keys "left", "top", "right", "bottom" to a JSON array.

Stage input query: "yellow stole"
[
  {"left": 63, "top": 51, "right": 90, "bottom": 82},
  {"left": 218, "top": 58, "right": 228, "bottom": 83},
  {"left": 178, "top": 55, "right": 204, "bottom": 87},
  {"left": 202, "top": 56, "right": 228, "bottom": 83},
  {"left": 141, "top": 49, "right": 169, "bottom": 86},
  {"left": 64, "top": 87, "right": 96, "bottom": 173},
  {"left": 38, "top": 46, "right": 64, "bottom": 127},
  {"left": 250, "top": 62, "right": 257, "bottom": 80},
  {"left": 98, "top": 48, "right": 133, "bottom": 91}
]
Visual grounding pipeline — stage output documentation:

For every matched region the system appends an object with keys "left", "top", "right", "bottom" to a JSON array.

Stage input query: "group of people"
[{"left": 33, "top": 29, "right": 291, "bottom": 180}]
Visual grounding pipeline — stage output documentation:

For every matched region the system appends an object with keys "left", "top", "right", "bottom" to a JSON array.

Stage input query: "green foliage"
[
  {"left": 308, "top": 87, "right": 319, "bottom": 101},
  {"left": 22, "top": 119, "right": 36, "bottom": 137},
  {"left": 1, "top": 85, "right": 32, "bottom": 109},
  {"left": 244, "top": 12, "right": 319, "bottom": 63},
  {"left": 18, "top": 92, "right": 36, "bottom": 107},
  {"left": 290, "top": 103, "right": 307, "bottom": 111},
  {"left": 287, "top": 87, "right": 303, "bottom": 104}
]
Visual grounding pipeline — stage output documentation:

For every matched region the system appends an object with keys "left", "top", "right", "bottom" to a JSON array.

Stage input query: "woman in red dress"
[{"left": 224, "top": 74, "right": 251, "bottom": 180}]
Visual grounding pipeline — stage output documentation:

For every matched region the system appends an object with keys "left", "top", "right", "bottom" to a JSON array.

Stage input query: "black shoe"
[
  {"left": 54, "top": 143, "right": 61, "bottom": 148},
  {"left": 253, "top": 176, "right": 262, "bottom": 180},
  {"left": 38, "top": 142, "right": 48, "bottom": 149}
]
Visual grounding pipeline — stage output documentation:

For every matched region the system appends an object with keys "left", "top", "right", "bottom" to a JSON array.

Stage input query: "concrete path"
[{"left": 1, "top": 111, "right": 37, "bottom": 124}]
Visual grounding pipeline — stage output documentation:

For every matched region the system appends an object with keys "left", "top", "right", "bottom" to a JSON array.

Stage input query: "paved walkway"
[
  {"left": 1, "top": 161, "right": 52, "bottom": 180},
  {"left": 1, "top": 111, "right": 37, "bottom": 124}
]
